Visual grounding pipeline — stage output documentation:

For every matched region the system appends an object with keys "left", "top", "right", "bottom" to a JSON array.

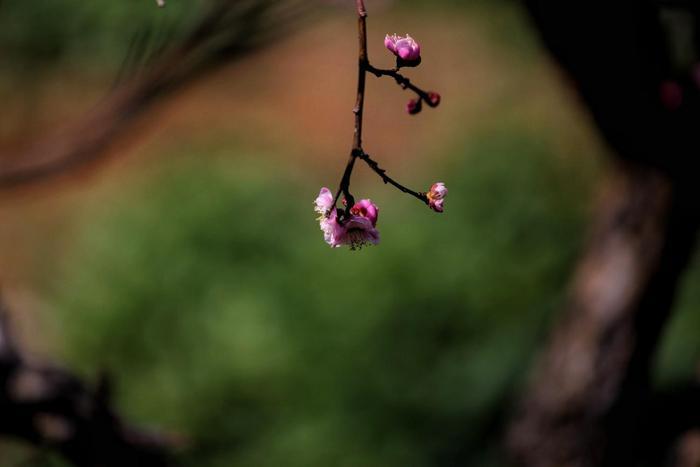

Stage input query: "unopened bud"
[
  {"left": 406, "top": 98, "right": 422, "bottom": 115},
  {"left": 427, "top": 182, "right": 448, "bottom": 213},
  {"left": 428, "top": 92, "right": 441, "bottom": 107},
  {"left": 385, "top": 33, "right": 421, "bottom": 65}
]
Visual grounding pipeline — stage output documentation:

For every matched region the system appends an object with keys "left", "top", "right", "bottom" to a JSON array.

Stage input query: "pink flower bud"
[
  {"left": 350, "top": 199, "right": 379, "bottom": 227},
  {"left": 314, "top": 187, "right": 334, "bottom": 215},
  {"left": 427, "top": 92, "right": 441, "bottom": 107},
  {"left": 426, "top": 182, "right": 447, "bottom": 213},
  {"left": 406, "top": 98, "right": 422, "bottom": 115},
  {"left": 384, "top": 33, "right": 421, "bottom": 63}
]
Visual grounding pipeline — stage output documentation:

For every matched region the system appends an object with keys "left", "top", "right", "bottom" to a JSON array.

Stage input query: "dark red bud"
[
  {"left": 406, "top": 98, "right": 422, "bottom": 115},
  {"left": 428, "top": 92, "right": 441, "bottom": 107}
]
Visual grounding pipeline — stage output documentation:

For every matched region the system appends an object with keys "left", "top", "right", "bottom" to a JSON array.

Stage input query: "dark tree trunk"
[
  {"left": 509, "top": 2, "right": 700, "bottom": 466},
  {"left": 509, "top": 162, "right": 700, "bottom": 467}
]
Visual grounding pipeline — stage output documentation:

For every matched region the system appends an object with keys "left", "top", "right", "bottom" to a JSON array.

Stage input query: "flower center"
[{"left": 350, "top": 206, "right": 367, "bottom": 217}]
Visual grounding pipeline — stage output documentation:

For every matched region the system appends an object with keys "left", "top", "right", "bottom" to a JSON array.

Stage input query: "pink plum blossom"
[
  {"left": 337, "top": 198, "right": 380, "bottom": 248},
  {"left": 334, "top": 212, "right": 380, "bottom": 249},
  {"left": 314, "top": 187, "right": 335, "bottom": 215},
  {"left": 426, "top": 182, "right": 448, "bottom": 213},
  {"left": 319, "top": 209, "right": 346, "bottom": 247},
  {"left": 314, "top": 189, "right": 380, "bottom": 249},
  {"left": 385, "top": 34, "right": 421, "bottom": 63},
  {"left": 315, "top": 187, "right": 342, "bottom": 246},
  {"left": 350, "top": 199, "right": 379, "bottom": 226}
]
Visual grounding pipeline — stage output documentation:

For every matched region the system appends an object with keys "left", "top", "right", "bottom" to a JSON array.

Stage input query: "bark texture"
[{"left": 509, "top": 2, "right": 700, "bottom": 466}]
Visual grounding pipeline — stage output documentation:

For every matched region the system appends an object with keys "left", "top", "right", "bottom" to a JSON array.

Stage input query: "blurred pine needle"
[{"left": 0, "top": 0, "right": 319, "bottom": 189}]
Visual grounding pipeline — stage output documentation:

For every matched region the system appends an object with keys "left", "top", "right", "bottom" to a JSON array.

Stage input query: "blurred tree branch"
[
  {"left": 0, "top": 0, "right": 314, "bottom": 190},
  {"left": 0, "top": 1, "right": 315, "bottom": 464},
  {"left": 509, "top": 2, "right": 700, "bottom": 466},
  {"left": 509, "top": 163, "right": 700, "bottom": 467},
  {"left": 0, "top": 298, "right": 179, "bottom": 467}
]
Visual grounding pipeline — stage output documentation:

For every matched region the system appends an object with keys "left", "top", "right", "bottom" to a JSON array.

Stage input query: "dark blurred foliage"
[
  {"left": 0, "top": 0, "right": 189, "bottom": 74},
  {"left": 657, "top": 259, "right": 700, "bottom": 384}
]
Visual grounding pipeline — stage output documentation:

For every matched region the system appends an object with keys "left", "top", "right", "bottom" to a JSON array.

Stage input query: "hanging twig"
[{"left": 332, "top": 0, "right": 437, "bottom": 215}]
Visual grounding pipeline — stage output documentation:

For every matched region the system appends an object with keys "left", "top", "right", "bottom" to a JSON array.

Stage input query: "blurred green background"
[{"left": 0, "top": 1, "right": 698, "bottom": 466}]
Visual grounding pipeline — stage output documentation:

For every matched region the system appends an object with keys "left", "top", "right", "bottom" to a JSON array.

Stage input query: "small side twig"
[
  {"left": 366, "top": 64, "right": 439, "bottom": 107},
  {"left": 358, "top": 151, "right": 428, "bottom": 204},
  {"left": 332, "top": 149, "right": 359, "bottom": 214},
  {"left": 332, "top": 0, "right": 433, "bottom": 215}
]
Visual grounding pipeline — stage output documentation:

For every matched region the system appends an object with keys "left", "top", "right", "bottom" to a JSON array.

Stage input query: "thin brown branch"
[
  {"left": 333, "top": 1, "right": 432, "bottom": 214},
  {"left": 366, "top": 64, "right": 439, "bottom": 107},
  {"left": 358, "top": 151, "right": 428, "bottom": 204},
  {"left": 333, "top": 0, "right": 369, "bottom": 212},
  {"left": 332, "top": 149, "right": 358, "bottom": 212},
  {"left": 352, "top": 1, "right": 368, "bottom": 151}
]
